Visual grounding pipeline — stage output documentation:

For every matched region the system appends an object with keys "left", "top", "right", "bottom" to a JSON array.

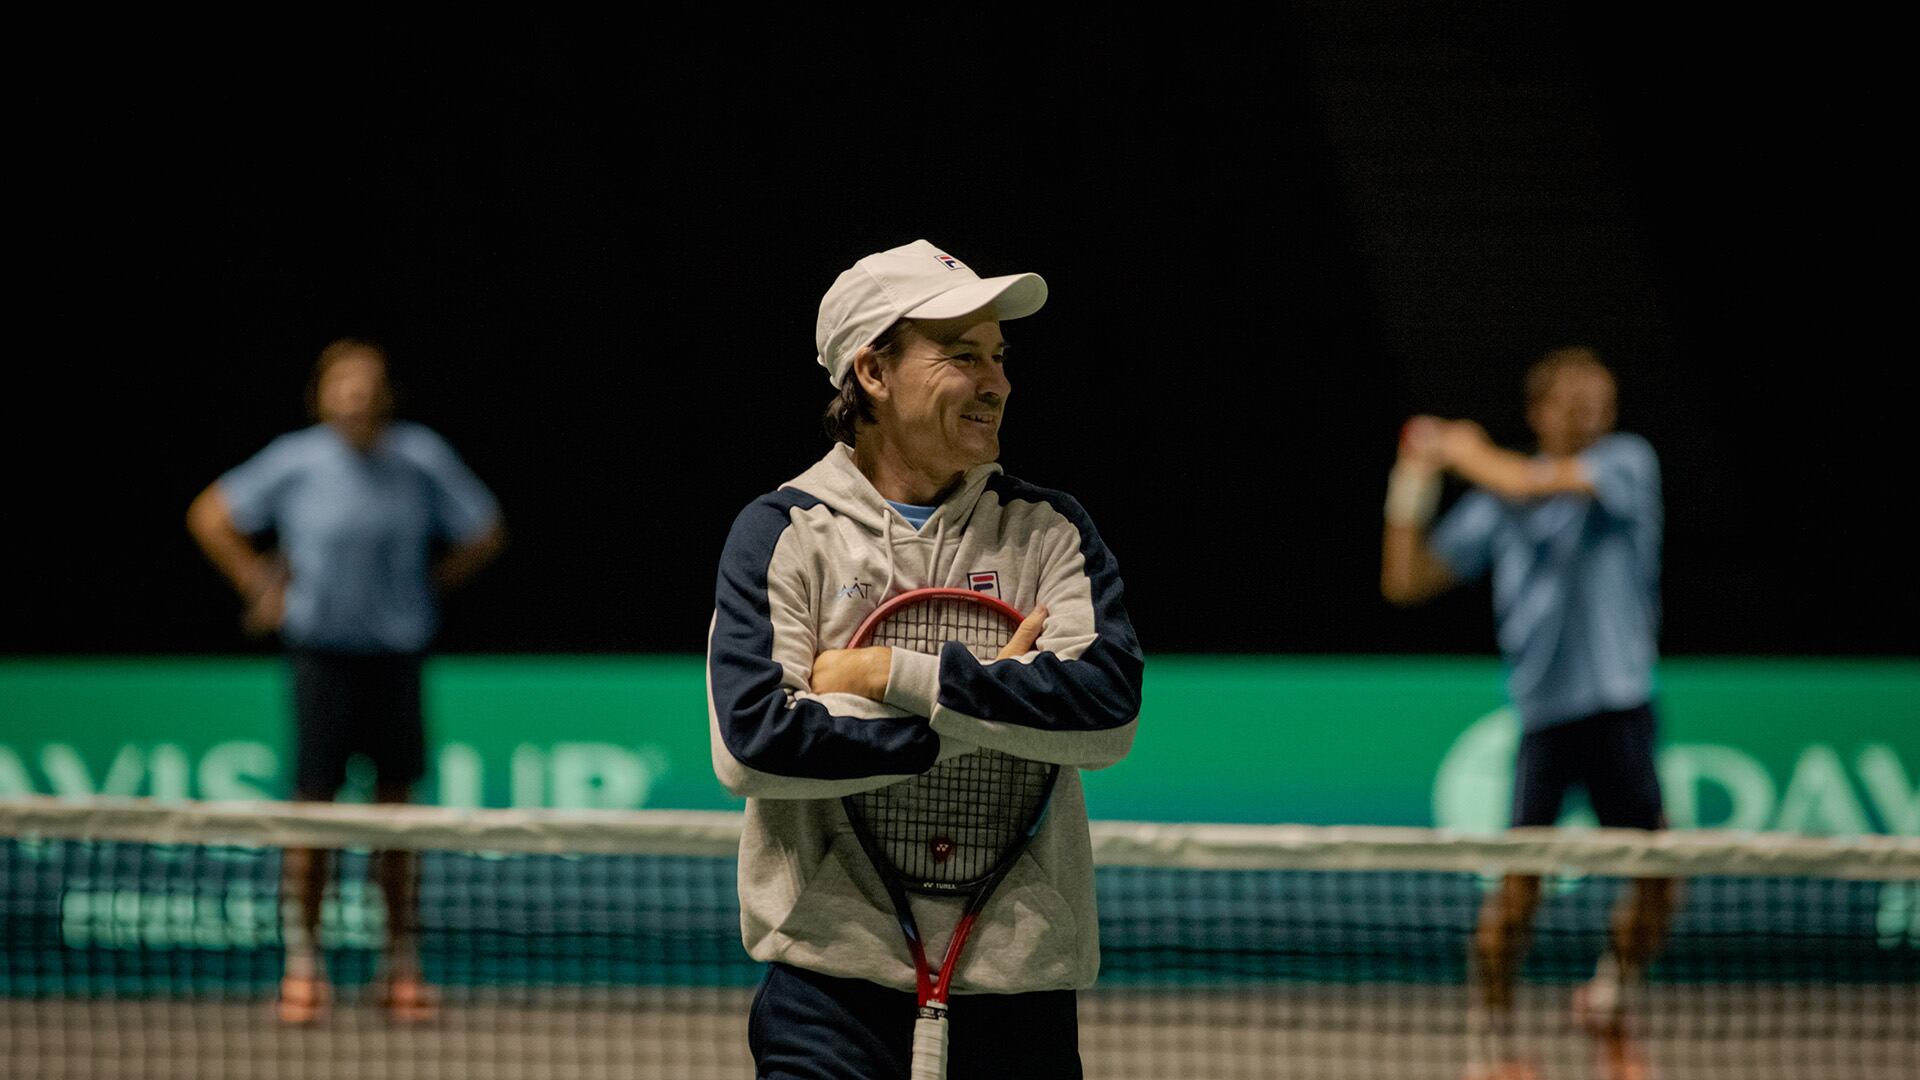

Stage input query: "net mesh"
[{"left": 3, "top": 799, "right": 1916, "bottom": 1080}]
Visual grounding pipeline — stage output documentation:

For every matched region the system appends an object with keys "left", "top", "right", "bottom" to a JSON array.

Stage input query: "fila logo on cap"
[
  {"left": 967, "top": 570, "right": 1001, "bottom": 598},
  {"left": 934, "top": 253, "right": 960, "bottom": 270}
]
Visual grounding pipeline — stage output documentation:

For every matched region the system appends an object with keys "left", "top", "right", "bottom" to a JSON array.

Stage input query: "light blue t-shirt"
[
  {"left": 219, "top": 421, "right": 500, "bottom": 654},
  {"left": 1428, "top": 432, "right": 1662, "bottom": 731},
  {"left": 885, "top": 500, "right": 936, "bottom": 530}
]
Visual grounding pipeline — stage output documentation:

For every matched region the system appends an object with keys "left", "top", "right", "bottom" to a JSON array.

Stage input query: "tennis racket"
[{"left": 840, "top": 587, "right": 1060, "bottom": 1080}]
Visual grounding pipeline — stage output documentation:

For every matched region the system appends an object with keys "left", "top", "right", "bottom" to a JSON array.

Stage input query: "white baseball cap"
[{"left": 815, "top": 239, "right": 1048, "bottom": 387}]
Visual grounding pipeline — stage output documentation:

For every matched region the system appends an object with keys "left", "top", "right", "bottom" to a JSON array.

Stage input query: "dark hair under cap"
[{"left": 821, "top": 320, "right": 911, "bottom": 446}]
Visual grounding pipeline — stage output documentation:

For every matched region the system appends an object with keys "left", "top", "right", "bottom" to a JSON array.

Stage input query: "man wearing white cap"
[{"left": 707, "top": 240, "right": 1144, "bottom": 1078}]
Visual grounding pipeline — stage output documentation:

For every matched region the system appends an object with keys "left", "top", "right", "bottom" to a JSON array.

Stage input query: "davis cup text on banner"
[
  {"left": 0, "top": 741, "right": 673, "bottom": 810},
  {"left": 0, "top": 657, "right": 1914, "bottom": 832}
]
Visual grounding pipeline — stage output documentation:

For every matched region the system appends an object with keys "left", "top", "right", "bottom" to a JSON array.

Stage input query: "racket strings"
[
  {"left": 853, "top": 749, "right": 1054, "bottom": 885},
  {"left": 852, "top": 593, "right": 1051, "bottom": 887},
  {"left": 866, "top": 596, "right": 1010, "bottom": 663}
]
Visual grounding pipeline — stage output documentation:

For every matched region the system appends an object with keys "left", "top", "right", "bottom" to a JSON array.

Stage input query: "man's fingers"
[
  {"left": 1400, "top": 416, "right": 1445, "bottom": 461},
  {"left": 996, "top": 605, "right": 1049, "bottom": 660},
  {"left": 242, "top": 585, "right": 285, "bottom": 638}
]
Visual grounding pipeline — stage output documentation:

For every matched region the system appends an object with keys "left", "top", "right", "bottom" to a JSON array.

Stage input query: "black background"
[{"left": 12, "top": 7, "right": 1913, "bottom": 656}]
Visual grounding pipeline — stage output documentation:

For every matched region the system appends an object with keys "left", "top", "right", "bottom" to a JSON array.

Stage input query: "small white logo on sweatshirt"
[{"left": 836, "top": 580, "right": 873, "bottom": 600}]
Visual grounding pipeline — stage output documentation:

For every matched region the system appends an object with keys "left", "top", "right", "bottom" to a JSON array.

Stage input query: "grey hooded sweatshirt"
[{"left": 707, "top": 443, "right": 1143, "bottom": 994}]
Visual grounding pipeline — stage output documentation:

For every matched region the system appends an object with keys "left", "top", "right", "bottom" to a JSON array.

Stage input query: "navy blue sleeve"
[
  {"left": 934, "top": 479, "right": 1143, "bottom": 736},
  {"left": 709, "top": 492, "right": 941, "bottom": 785}
]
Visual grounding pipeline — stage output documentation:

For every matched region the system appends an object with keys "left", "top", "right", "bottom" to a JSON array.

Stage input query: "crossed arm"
[
  {"left": 709, "top": 491, "right": 1143, "bottom": 797},
  {"left": 1379, "top": 417, "right": 1595, "bottom": 606},
  {"left": 808, "top": 605, "right": 1050, "bottom": 698}
]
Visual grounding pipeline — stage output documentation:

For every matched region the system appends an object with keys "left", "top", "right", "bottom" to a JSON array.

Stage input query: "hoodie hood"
[
  {"left": 782, "top": 444, "right": 1004, "bottom": 604},
  {"left": 781, "top": 444, "right": 1003, "bottom": 537}
]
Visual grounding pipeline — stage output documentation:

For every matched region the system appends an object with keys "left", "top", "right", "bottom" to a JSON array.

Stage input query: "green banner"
[{"left": 1, "top": 657, "right": 1914, "bottom": 834}]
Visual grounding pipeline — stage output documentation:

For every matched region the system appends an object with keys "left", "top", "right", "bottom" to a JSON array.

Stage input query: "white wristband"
[{"left": 1384, "top": 463, "right": 1442, "bottom": 525}]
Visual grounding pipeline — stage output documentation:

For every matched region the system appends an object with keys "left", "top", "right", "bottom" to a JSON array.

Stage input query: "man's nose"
[{"left": 978, "top": 360, "right": 1010, "bottom": 400}]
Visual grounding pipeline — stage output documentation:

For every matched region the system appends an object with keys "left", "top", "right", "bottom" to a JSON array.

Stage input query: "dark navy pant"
[
  {"left": 1512, "top": 701, "right": 1665, "bottom": 829},
  {"left": 748, "top": 962, "right": 1082, "bottom": 1080},
  {"left": 287, "top": 648, "right": 427, "bottom": 798}
]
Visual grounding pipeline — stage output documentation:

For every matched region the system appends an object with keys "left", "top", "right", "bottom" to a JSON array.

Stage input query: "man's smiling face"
[{"left": 876, "top": 313, "right": 1010, "bottom": 480}]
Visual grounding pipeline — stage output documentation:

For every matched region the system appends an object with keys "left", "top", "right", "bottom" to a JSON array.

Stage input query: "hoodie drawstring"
[
  {"left": 879, "top": 512, "right": 899, "bottom": 604},
  {"left": 878, "top": 509, "right": 950, "bottom": 602},
  {"left": 928, "top": 517, "right": 949, "bottom": 589}
]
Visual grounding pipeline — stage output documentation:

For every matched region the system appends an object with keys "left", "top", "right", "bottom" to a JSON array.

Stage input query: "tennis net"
[{"left": 3, "top": 798, "right": 1915, "bottom": 1079}]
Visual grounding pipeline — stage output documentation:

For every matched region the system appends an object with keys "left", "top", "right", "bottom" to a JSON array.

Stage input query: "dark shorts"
[
  {"left": 748, "top": 962, "right": 1081, "bottom": 1080},
  {"left": 1512, "top": 701, "right": 1664, "bottom": 830},
  {"left": 288, "top": 648, "right": 428, "bottom": 799}
]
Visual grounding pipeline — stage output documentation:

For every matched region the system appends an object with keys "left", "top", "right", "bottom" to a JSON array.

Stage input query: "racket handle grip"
[{"left": 910, "top": 1005, "right": 950, "bottom": 1080}]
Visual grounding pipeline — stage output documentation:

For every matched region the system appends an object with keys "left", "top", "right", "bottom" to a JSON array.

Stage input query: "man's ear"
[{"left": 852, "top": 345, "right": 889, "bottom": 403}]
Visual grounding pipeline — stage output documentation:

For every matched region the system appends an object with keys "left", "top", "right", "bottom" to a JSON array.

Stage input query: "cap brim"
[{"left": 903, "top": 272, "right": 1048, "bottom": 322}]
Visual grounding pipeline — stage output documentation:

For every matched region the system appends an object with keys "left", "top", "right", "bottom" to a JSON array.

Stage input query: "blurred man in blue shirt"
[
  {"left": 1381, "top": 347, "right": 1673, "bottom": 1080},
  {"left": 188, "top": 338, "right": 504, "bottom": 1026}
]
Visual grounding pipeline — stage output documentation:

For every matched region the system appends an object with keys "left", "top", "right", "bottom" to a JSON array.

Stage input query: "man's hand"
[
  {"left": 1387, "top": 419, "right": 1446, "bottom": 527},
  {"left": 809, "top": 646, "right": 892, "bottom": 699},
  {"left": 240, "top": 555, "right": 288, "bottom": 638},
  {"left": 996, "top": 605, "right": 1048, "bottom": 660},
  {"left": 1398, "top": 415, "right": 1447, "bottom": 467},
  {"left": 809, "top": 604, "right": 1051, "bottom": 701}
]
